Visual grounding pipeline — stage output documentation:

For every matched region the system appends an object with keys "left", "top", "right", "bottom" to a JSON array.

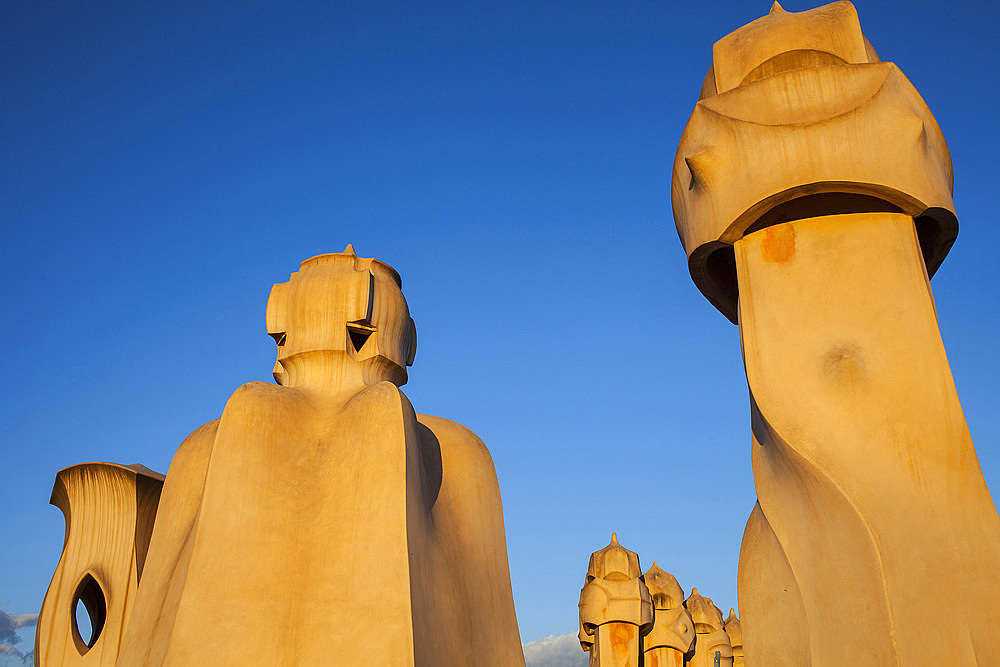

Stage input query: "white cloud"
[
  {"left": 0, "top": 609, "right": 35, "bottom": 666},
  {"left": 523, "top": 632, "right": 588, "bottom": 667}
]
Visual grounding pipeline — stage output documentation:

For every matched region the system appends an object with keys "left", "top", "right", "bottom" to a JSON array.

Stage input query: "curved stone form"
[
  {"left": 35, "top": 463, "right": 165, "bottom": 666},
  {"left": 735, "top": 213, "right": 1000, "bottom": 664},
  {"left": 38, "top": 246, "right": 524, "bottom": 666},
  {"left": 671, "top": 3, "right": 1000, "bottom": 665}
]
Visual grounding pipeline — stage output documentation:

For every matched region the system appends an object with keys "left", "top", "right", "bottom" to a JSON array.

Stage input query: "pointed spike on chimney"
[
  {"left": 344, "top": 243, "right": 357, "bottom": 255},
  {"left": 903, "top": 115, "right": 926, "bottom": 141},
  {"left": 684, "top": 150, "right": 714, "bottom": 188},
  {"left": 769, "top": 1, "right": 786, "bottom": 14},
  {"left": 611, "top": 532, "right": 618, "bottom": 543}
]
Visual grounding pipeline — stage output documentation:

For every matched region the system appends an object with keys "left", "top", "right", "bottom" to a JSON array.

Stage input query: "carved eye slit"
[
  {"left": 347, "top": 320, "right": 376, "bottom": 352},
  {"left": 71, "top": 573, "right": 106, "bottom": 654},
  {"left": 269, "top": 332, "right": 286, "bottom": 347}
]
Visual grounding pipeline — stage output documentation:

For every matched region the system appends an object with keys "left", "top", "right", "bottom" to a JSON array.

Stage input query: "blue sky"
[{"left": 2, "top": 0, "right": 999, "bottom": 654}]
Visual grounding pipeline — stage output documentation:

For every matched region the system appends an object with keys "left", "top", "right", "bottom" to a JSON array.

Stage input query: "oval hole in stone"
[{"left": 71, "top": 574, "right": 106, "bottom": 654}]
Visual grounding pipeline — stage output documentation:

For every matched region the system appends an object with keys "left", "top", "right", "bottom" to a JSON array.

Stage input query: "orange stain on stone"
[
  {"left": 610, "top": 622, "right": 635, "bottom": 663},
  {"left": 760, "top": 224, "right": 796, "bottom": 263}
]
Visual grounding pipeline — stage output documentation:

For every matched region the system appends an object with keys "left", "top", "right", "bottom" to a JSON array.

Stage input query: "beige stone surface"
[
  {"left": 34, "top": 463, "right": 164, "bottom": 666},
  {"left": 671, "top": 2, "right": 1000, "bottom": 665},
  {"left": 39, "top": 246, "right": 523, "bottom": 666},
  {"left": 736, "top": 213, "right": 1000, "bottom": 664}
]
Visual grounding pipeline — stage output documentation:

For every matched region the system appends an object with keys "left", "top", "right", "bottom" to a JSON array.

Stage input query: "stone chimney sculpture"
[
  {"left": 684, "top": 589, "right": 732, "bottom": 667},
  {"left": 33, "top": 464, "right": 164, "bottom": 665},
  {"left": 672, "top": 2, "right": 1000, "bottom": 664},
  {"left": 578, "top": 539, "right": 733, "bottom": 667},
  {"left": 641, "top": 563, "right": 695, "bottom": 667},
  {"left": 578, "top": 534, "right": 653, "bottom": 667},
  {"left": 723, "top": 610, "right": 742, "bottom": 667},
  {"left": 36, "top": 247, "right": 525, "bottom": 666}
]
